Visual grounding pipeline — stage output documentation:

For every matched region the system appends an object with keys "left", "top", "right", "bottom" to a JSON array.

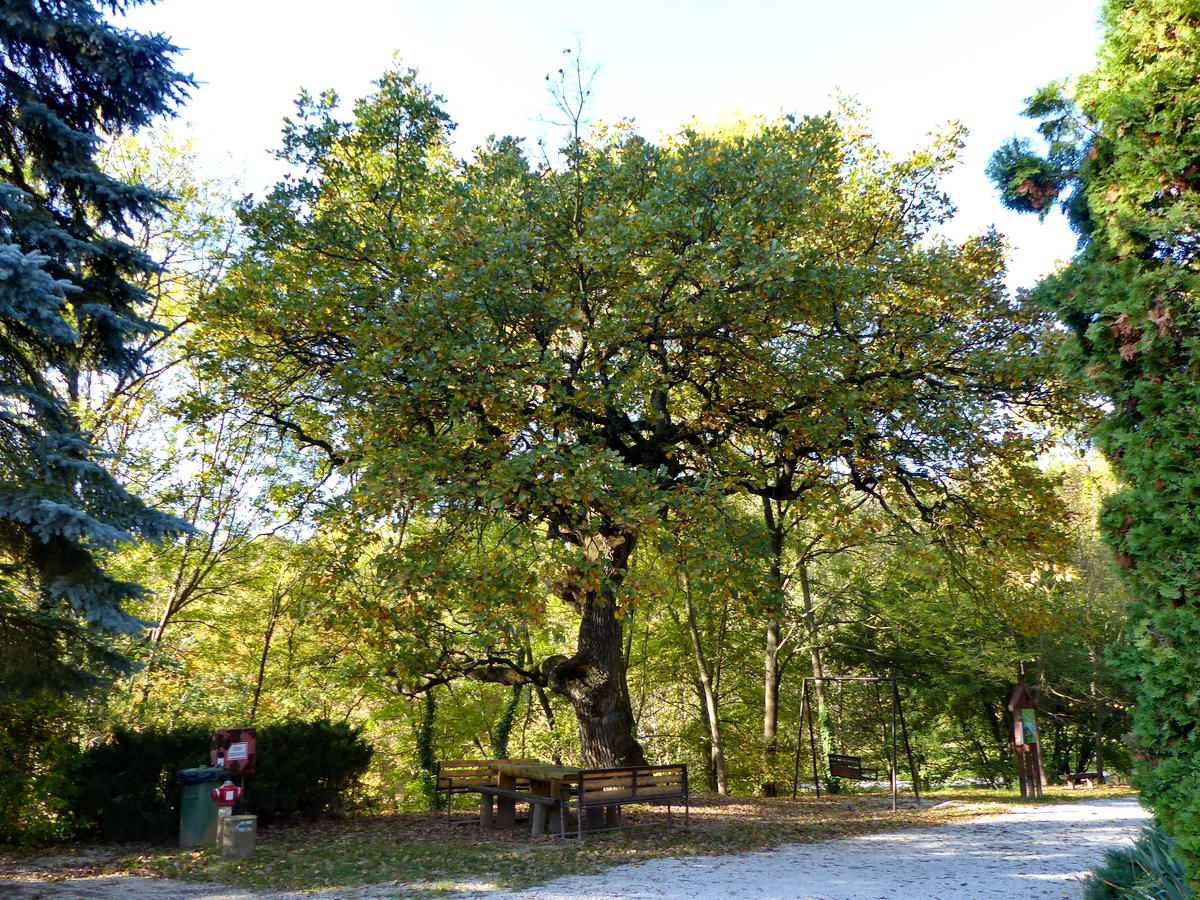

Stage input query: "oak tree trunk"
[
  {"left": 544, "top": 531, "right": 647, "bottom": 768},
  {"left": 557, "top": 593, "right": 646, "bottom": 767}
]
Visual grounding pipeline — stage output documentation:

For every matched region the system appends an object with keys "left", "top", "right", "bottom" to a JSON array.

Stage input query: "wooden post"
[
  {"left": 894, "top": 680, "right": 921, "bottom": 802},
  {"left": 1007, "top": 669, "right": 1043, "bottom": 799},
  {"left": 550, "top": 777, "right": 566, "bottom": 836},
  {"left": 529, "top": 777, "right": 548, "bottom": 836},
  {"left": 531, "top": 803, "right": 547, "bottom": 836},
  {"left": 496, "top": 770, "right": 517, "bottom": 828},
  {"left": 1032, "top": 739, "right": 1046, "bottom": 798}
]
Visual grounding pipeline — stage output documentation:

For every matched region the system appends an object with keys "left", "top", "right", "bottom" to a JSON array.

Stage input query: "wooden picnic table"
[
  {"left": 475, "top": 760, "right": 689, "bottom": 838},
  {"left": 1062, "top": 771, "right": 1105, "bottom": 788},
  {"left": 492, "top": 761, "right": 581, "bottom": 783},
  {"left": 487, "top": 762, "right": 580, "bottom": 835}
]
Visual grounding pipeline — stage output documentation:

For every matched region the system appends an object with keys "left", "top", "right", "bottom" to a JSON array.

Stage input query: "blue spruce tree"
[{"left": 0, "top": 0, "right": 193, "bottom": 693}]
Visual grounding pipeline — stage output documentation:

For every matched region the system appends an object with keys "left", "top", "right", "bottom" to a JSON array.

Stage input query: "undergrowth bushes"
[
  {"left": 0, "top": 694, "right": 89, "bottom": 845},
  {"left": 246, "top": 719, "right": 374, "bottom": 822}
]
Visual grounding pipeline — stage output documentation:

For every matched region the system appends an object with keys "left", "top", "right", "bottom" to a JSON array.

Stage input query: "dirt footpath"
[
  {"left": 1, "top": 797, "right": 1151, "bottom": 900},
  {"left": 453, "top": 796, "right": 1151, "bottom": 900}
]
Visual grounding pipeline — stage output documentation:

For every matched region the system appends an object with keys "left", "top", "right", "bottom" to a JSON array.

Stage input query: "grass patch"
[{"left": 0, "top": 785, "right": 1137, "bottom": 898}]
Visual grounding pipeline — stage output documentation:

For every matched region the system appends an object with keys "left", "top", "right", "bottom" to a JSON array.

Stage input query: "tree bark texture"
[
  {"left": 547, "top": 594, "right": 646, "bottom": 767},
  {"left": 542, "top": 531, "right": 647, "bottom": 768},
  {"left": 762, "top": 615, "right": 781, "bottom": 795}
]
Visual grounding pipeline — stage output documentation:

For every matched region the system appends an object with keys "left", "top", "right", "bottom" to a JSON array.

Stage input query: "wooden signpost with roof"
[{"left": 1007, "top": 667, "right": 1044, "bottom": 799}]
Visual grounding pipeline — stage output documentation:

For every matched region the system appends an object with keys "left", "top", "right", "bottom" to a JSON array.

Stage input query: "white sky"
[{"left": 120, "top": 0, "right": 1104, "bottom": 289}]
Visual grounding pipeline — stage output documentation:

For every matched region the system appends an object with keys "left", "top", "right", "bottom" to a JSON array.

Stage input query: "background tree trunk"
[
  {"left": 761, "top": 496, "right": 786, "bottom": 795},
  {"left": 799, "top": 562, "right": 826, "bottom": 721},
  {"left": 762, "top": 615, "right": 781, "bottom": 794},
  {"left": 684, "top": 574, "right": 728, "bottom": 794}
]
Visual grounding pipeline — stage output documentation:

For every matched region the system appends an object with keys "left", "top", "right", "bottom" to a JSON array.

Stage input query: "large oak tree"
[{"left": 211, "top": 69, "right": 1065, "bottom": 766}]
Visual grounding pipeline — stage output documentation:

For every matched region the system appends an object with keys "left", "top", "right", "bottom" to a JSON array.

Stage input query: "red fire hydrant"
[{"left": 210, "top": 780, "right": 243, "bottom": 818}]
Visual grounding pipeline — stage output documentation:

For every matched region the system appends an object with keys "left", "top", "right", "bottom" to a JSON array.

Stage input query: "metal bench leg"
[{"left": 553, "top": 802, "right": 565, "bottom": 837}]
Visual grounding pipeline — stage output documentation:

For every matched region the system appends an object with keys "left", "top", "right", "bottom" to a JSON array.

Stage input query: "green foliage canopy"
[{"left": 211, "top": 68, "right": 1069, "bottom": 766}]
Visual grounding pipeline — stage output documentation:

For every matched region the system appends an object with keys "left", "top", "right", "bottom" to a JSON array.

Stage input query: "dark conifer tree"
[{"left": 0, "top": 0, "right": 192, "bottom": 692}]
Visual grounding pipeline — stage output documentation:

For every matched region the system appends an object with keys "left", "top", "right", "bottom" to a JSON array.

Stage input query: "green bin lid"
[{"left": 176, "top": 766, "right": 229, "bottom": 784}]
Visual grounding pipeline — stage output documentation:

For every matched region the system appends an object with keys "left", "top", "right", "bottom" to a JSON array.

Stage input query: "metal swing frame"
[{"left": 790, "top": 676, "right": 920, "bottom": 812}]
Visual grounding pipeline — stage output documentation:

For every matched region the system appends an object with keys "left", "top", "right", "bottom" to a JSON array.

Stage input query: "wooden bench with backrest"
[
  {"left": 435, "top": 759, "right": 536, "bottom": 821},
  {"left": 827, "top": 753, "right": 881, "bottom": 781},
  {"left": 563, "top": 763, "right": 688, "bottom": 837}
]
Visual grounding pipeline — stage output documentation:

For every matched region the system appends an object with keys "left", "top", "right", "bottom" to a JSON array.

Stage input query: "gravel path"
[
  {"left": 454, "top": 796, "right": 1151, "bottom": 900},
  {"left": 1, "top": 797, "right": 1150, "bottom": 900}
]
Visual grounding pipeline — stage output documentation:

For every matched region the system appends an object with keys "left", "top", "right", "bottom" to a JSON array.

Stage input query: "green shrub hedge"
[
  {"left": 1084, "top": 827, "right": 1194, "bottom": 900},
  {"left": 70, "top": 724, "right": 210, "bottom": 842},
  {"left": 69, "top": 719, "right": 373, "bottom": 841},
  {"left": 246, "top": 719, "right": 374, "bottom": 822},
  {"left": 0, "top": 695, "right": 89, "bottom": 846}
]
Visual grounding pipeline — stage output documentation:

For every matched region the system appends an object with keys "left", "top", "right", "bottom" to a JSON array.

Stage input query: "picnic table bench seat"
[
  {"left": 475, "top": 785, "right": 564, "bottom": 834},
  {"left": 563, "top": 763, "right": 689, "bottom": 837},
  {"left": 435, "top": 759, "right": 536, "bottom": 821}
]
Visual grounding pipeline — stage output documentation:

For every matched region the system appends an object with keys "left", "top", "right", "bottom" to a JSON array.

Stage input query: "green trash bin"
[{"left": 177, "top": 767, "right": 228, "bottom": 848}]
